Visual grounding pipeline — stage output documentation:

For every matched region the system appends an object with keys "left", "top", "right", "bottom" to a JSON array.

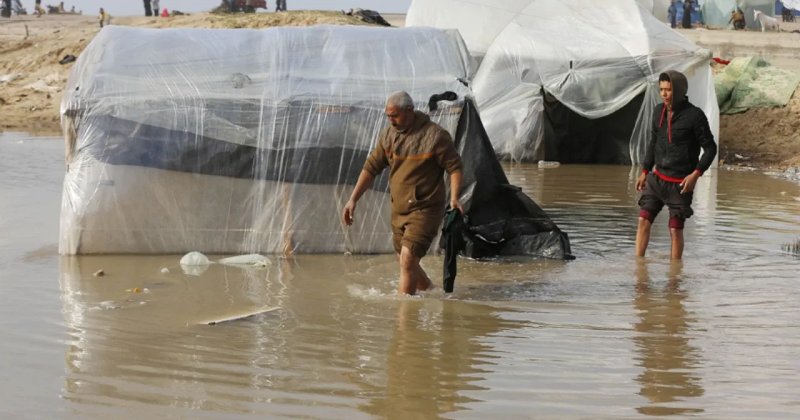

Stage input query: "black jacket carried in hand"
[
  {"left": 642, "top": 71, "right": 717, "bottom": 180},
  {"left": 442, "top": 209, "right": 464, "bottom": 293}
]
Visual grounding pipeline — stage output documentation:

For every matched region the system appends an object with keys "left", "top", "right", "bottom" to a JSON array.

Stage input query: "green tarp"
[{"left": 715, "top": 57, "right": 800, "bottom": 114}]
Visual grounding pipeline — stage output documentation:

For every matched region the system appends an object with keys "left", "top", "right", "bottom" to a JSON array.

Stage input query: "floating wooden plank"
[{"left": 199, "top": 306, "right": 280, "bottom": 325}]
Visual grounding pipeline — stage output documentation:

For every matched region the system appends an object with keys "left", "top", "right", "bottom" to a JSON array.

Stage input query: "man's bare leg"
[
  {"left": 670, "top": 228, "right": 684, "bottom": 260},
  {"left": 635, "top": 217, "right": 652, "bottom": 257},
  {"left": 415, "top": 263, "right": 433, "bottom": 291},
  {"left": 398, "top": 246, "right": 433, "bottom": 294},
  {"left": 398, "top": 246, "right": 419, "bottom": 295}
]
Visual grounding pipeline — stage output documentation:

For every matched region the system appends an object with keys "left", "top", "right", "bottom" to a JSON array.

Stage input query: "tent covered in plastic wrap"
[
  {"left": 60, "top": 25, "right": 571, "bottom": 259},
  {"left": 406, "top": 0, "right": 719, "bottom": 164},
  {"left": 778, "top": 0, "right": 800, "bottom": 13},
  {"left": 702, "top": 0, "right": 775, "bottom": 29},
  {"left": 636, "top": 0, "right": 672, "bottom": 22}
]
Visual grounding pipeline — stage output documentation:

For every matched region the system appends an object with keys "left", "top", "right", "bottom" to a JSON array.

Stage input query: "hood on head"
[{"left": 661, "top": 70, "right": 688, "bottom": 107}]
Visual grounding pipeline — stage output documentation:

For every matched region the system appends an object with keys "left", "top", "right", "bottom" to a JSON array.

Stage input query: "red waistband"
[{"left": 652, "top": 168, "right": 704, "bottom": 183}]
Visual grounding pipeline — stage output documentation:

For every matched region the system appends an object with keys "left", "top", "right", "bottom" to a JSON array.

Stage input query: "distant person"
[
  {"left": 730, "top": 7, "right": 745, "bottom": 30},
  {"left": 152, "top": 0, "right": 159, "bottom": 17},
  {"left": 143, "top": 0, "right": 152, "bottom": 17},
  {"left": 1, "top": 0, "right": 9, "bottom": 18},
  {"left": 98, "top": 7, "right": 105, "bottom": 27},
  {"left": 34, "top": 0, "right": 44, "bottom": 17},
  {"left": 342, "top": 91, "right": 463, "bottom": 295},
  {"left": 276, "top": 0, "right": 287, "bottom": 12},
  {"left": 668, "top": 0, "right": 678, "bottom": 28},
  {"left": 635, "top": 71, "right": 717, "bottom": 260},
  {"left": 682, "top": 0, "right": 693, "bottom": 28}
]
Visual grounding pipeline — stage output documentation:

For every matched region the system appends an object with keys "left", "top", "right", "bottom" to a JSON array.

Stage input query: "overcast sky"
[{"left": 33, "top": 1, "right": 412, "bottom": 16}]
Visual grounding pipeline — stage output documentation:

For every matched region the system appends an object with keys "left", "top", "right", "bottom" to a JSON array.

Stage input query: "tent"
[
  {"left": 60, "top": 25, "right": 571, "bottom": 259},
  {"left": 776, "top": 0, "right": 800, "bottom": 16},
  {"left": 406, "top": 0, "right": 719, "bottom": 164}
]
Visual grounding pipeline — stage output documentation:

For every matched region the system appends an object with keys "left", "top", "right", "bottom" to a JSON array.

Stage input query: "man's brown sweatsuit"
[{"left": 363, "top": 111, "right": 462, "bottom": 257}]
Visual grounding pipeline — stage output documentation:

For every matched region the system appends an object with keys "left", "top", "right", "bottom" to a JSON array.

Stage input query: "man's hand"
[
  {"left": 636, "top": 172, "right": 648, "bottom": 191},
  {"left": 342, "top": 200, "right": 356, "bottom": 226},
  {"left": 680, "top": 171, "right": 700, "bottom": 194},
  {"left": 450, "top": 198, "right": 464, "bottom": 214}
]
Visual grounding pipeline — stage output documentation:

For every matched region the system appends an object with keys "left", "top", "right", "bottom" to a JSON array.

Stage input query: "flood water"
[{"left": 1, "top": 132, "right": 798, "bottom": 419}]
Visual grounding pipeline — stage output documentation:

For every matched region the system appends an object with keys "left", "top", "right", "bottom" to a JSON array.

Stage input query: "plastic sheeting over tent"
[
  {"left": 60, "top": 25, "right": 571, "bottom": 259},
  {"left": 406, "top": 0, "right": 674, "bottom": 62},
  {"left": 637, "top": 0, "right": 672, "bottom": 22},
  {"left": 781, "top": 0, "right": 800, "bottom": 11},
  {"left": 406, "top": 0, "right": 719, "bottom": 164},
  {"left": 776, "top": 0, "right": 800, "bottom": 15}
]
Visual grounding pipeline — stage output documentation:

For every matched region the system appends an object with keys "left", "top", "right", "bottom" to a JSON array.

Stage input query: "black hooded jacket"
[{"left": 642, "top": 70, "right": 717, "bottom": 181}]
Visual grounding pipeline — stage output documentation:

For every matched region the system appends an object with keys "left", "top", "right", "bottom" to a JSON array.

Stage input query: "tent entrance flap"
[{"left": 541, "top": 91, "right": 645, "bottom": 165}]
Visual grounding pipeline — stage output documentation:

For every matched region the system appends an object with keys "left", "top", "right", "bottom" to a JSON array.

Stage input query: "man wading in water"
[
  {"left": 342, "top": 91, "right": 463, "bottom": 295},
  {"left": 636, "top": 71, "right": 717, "bottom": 259}
]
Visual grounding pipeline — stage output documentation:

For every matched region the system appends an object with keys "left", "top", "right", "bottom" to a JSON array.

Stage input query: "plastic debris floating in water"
[
  {"left": 180, "top": 251, "right": 210, "bottom": 266},
  {"left": 218, "top": 254, "right": 271, "bottom": 267}
]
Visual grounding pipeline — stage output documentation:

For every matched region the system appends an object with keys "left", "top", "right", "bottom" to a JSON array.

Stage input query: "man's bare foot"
[{"left": 416, "top": 275, "right": 434, "bottom": 292}]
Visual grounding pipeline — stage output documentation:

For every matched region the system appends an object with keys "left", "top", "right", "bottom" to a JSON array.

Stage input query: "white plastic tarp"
[
  {"left": 60, "top": 25, "right": 474, "bottom": 255},
  {"left": 406, "top": 0, "right": 673, "bottom": 60},
  {"left": 783, "top": 0, "right": 800, "bottom": 10},
  {"left": 407, "top": 0, "right": 719, "bottom": 163},
  {"left": 637, "top": 0, "right": 672, "bottom": 21}
]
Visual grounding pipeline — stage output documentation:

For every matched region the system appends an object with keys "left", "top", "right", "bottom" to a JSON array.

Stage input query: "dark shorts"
[
  {"left": 391, "top": 207, "right": 444, "bottom": 258},
  {"left": 638, "top": 173, "right": 694, "bottom": 221}
]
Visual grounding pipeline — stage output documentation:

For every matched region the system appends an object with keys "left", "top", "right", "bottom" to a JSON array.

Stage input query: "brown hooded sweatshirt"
[{"left": 363, "top": 111, "right": 463, "bottom": 215}]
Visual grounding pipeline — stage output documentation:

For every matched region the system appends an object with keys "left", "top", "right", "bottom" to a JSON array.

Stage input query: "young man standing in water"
[
  {"left": 636, "top": 70, "right": 717, "bottom": 259},
  {"left": 342, "top": 91, "right": 463, "bottom": 295}
]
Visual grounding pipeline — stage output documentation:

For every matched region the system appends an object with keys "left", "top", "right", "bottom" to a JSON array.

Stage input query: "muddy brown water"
[{"left": 1, "top": 133, "right": 798, "bottom": 419}]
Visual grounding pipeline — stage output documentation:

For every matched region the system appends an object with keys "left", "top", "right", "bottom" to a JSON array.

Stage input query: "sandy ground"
[
  {"left": 682, "top": 22, "right": 800, "bottom": 170},
  {"left": 1, "top": 12, "right": 799, "bottom": 170}
]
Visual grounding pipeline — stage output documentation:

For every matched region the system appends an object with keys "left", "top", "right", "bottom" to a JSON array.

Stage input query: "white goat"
[{"left": 754, "top": 9, "right": 781, "bottom": 32}]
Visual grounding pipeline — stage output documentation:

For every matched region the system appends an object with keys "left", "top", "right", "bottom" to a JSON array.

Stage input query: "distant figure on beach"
[
  {"left": 143, "top": 0, "right": 152, "bottom": 17},
  {"left": 730, "top": 7, "right": 745, "bottom": 30},
  {"left": 34, "top": 0, "right": 44, "bottom": 17},
  {"left": 276, "top": 0, "right": 287, "bottom": 12},
  {"left": 682, "top": 0, "right": 693, "bottom": 28},
  {"left": 668, "top": 0, "right": 679, "bottom": 28},
  {"left": 98, "top": 7, "right": 110, "bottom": 27},
  {"left": 342, "top": 91, "right": 463, "bottom": 295},
  {"left": 153, "top": 0, "right": 159, "bottom": 17},
  {"left": 635, "top": 71, "right": 717, "bottom": 260}
]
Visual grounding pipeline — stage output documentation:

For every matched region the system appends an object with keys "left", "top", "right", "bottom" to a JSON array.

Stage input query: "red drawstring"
[{"left": 658, "top": 105, "right": 672, "bottom": 144}]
